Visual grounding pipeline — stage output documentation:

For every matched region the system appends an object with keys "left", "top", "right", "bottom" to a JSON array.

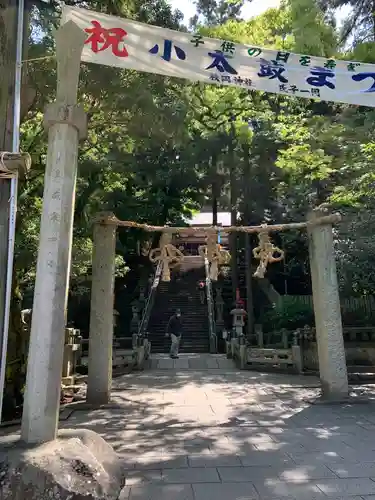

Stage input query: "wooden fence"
[{"left": 279, "top": 295, "right": 375, "bottom": 317}]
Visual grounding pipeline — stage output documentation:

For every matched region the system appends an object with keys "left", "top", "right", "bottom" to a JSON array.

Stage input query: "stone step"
[
  {"left": 347, "top": 365, "right": 375, "bottom": 373},
  {"left": 148, "top": 263, "right": 210, "bottom": 353}
]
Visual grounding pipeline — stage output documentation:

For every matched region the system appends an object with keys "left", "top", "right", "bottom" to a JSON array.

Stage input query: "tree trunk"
[
  {"left": 242, "top": 144, "right": 254, "bottom": 339},
  {"left": 212, "top": 159, "right": 219, "bottom": 227},
  {"left": 245, "top": 234, "right": 254, "bottom": 336},
  {"left": 212, "top": 184, "right": 218, "bottom": 226},
  {"left": 229, "top": 129, "right": 238, "bottom": 304}
]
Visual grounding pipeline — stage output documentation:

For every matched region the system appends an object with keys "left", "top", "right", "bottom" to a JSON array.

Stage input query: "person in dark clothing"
[
  {"left": 197, "top": 280, "right": 205, "bottom": 305},
  {"left": 166, "top": 309, "right": 182, "bottom": 359}
]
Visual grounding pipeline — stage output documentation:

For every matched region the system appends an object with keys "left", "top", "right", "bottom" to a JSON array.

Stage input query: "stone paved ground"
[{"left": 4, "top": 354, "right": 375, "bottom": 500}]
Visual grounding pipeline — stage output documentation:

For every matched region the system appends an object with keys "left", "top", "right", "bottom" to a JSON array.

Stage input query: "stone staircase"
[{"left": 148, "top": 256, "right": 210, "bottom": 353}]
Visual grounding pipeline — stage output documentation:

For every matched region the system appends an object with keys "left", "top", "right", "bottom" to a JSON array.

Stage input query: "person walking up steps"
[
  {"left": 197, "top": 280, "right": 205, "bottom": 305},
  {"left": 166, "top": 309, "right": 183, "bottom": 359}
]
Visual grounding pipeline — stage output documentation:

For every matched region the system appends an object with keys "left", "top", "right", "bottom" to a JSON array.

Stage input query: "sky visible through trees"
[
  {"left": 168, "top": 0, "right": 351, "bottom": 27},
  {"left": 169, "top": 0, "right": 281, "bottom": 24}
]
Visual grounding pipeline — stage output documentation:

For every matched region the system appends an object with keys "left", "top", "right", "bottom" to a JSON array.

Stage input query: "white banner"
[{"left": 62, "top": 5, "right": 375, "bottom": 108}]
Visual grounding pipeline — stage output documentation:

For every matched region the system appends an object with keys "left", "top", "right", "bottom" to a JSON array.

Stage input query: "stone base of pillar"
[
  {"left": 225, "top": 341, "right": 232, "bottom": 359},
  {"left": 231, "top": 338, "right": 238, "bottom": 357},
  {"left": 239, "top": 345, "right": 247, "bottom": 369},
  {"left": 135, "top": 345, "right": 146, "bottom": 370},
  {"left": 63, "top": 401, "right": 122, "bottom": 413},
  {"left": 292, "top": 345, "right": 303, "bottom": 374},
  {"left": 304, "top": 394, "right": 371, "bottom": 405},
  {"left": 2, "top": 429, "right": 125, "bottom": 499}
]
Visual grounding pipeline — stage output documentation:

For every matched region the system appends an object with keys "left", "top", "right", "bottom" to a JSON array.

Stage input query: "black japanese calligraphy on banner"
[{"left": 62, "top": 5, "right": 375, "bottom": 108}]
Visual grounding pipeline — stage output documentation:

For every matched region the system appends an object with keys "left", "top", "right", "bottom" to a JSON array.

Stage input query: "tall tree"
[
  {"left": 289, "top": 0, "right": 337, "bottom": 55},
  {"left": 318, "top": 0, "right": 375, "bottom": 44},
  {"left": 190, "top": 0, "right": 251, "bottom": 27}
]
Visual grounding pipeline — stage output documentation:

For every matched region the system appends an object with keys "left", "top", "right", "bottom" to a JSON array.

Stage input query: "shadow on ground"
[
  {"left": 67, "top": 366, "right": 375, "bottom": 499},
  {"left": 3, "top": 358, "right": 375, "bottom": 499}
]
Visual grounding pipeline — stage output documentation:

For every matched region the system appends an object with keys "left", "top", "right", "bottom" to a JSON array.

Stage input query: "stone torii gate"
[{"left": 21, "top": 21, "right": 348, "bottom": 445}]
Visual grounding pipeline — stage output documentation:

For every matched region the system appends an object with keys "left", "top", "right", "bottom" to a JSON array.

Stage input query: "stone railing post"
[
  {"left": 130, "top": 302, "right": 140, "bottom": 335},
  {"left": 62, "top": 328, "right": 82, "bottom": 383},
  {"left": 281, "top": 328, "right": 289, "bottom": 349},
  {"left": 238, "top": 334, "right": 247, "bottom": 369},
  {"left": 292, "top": 331, "right": 303, "bottom": 374},
  {"left": 255, "top": 323, "right": 264, "bottom": 348},
  {"left": 307, "top": 208, "right": 348, "bottom": 400},
  {"left": 230, "top": 307, "right": 246, "bottom": 363},
  {"left": 87, "top": 217, "right": 117, "bottom": 405},
  {"left": 131, "top": 301, "right": 141, "bottom": 355},
  {"left": 215, "top": 286, "right": 224, "bottom": 333},
  {"left": 21, "top": 22, "right": 87, "bottom": 444}
]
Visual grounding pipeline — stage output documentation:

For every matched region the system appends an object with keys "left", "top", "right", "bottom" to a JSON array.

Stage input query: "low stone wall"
[
  {"left": 132, "top": 337, "right": 151, "bottom": 370},
  {"left": 227, "top": 337, "right": 303, "bottom": 372},
  {"left": 253, "top": 326, "right": 375, "bottom": 373},
  {"left": 226, "top": 326, "right": 375, "bottom": 373},
  {"left": 302, "top": 342, "right": 375, "bottom": 372},
  {"left": 226, "top": 337, "right": 247, "bottom": 369},
  {"left": 81, "top": 336, "right": 151, "bottom": 372}
]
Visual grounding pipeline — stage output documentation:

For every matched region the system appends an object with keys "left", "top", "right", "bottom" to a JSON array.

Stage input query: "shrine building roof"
[{"left": 186, "top": 211, "right": 231, "bottom": 227}]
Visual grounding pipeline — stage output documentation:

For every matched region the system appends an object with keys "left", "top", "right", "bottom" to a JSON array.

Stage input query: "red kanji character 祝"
[{"left": 85, "top": 20, "right": 129, "bottom": 57}]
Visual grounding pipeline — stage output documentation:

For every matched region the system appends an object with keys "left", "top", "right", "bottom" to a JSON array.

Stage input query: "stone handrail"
[
  {"left": 260, "top": 326, "right": 375, "bottom": 348},
  {"left": 137, "top": 260, "right": 163, "bottom": 340},
  {"left": 296, "top": 325, "right": 375, "bottom": 343}
]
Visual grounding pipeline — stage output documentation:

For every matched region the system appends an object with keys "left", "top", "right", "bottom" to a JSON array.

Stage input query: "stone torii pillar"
[
  {"left": 308, "top": 208, "right": 349, "bottom": 400},
  {"left": 87, "top": 214, "right": 116, "bottom": 405},
  {"left": 21, "top": 21, "right": 87, "bottom": 444}
]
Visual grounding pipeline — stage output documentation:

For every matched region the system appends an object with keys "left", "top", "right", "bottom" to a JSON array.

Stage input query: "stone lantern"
[
  {"left": 229, "top": 306, "right": 247, "bottom": 368},
  {"left": 230, "top": 306, "right": 246, "bottom": 338}
]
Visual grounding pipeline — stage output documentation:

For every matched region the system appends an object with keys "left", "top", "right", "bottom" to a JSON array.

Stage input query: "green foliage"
[
  {"left": 345, "top": 42, "right": 375, "bottom": 63},
  {"left": 288, "top": 0, "right": 337, "bottom": 56},
  {"left": 20, "top": 0, "right": 375, "bottom": 306},
  {"left": 336, "top": 208, "right": 375, "bottom": 296},
  {"left": 10, "top": 0, "right": 375, "bottom": 369},
  {"left": 262, "top": 301, "right": 315, "bottom": 332},
  {"left": 262, "top": 295, "right": 375, "bottom": 331},
  {"left": 318, "top": 0, "right": 375, "bottom": 46},
  {"left": 18, "top": 0, "right": 207, "bottom": 304},
  {"left": 201, "top": 7, "right": 294, "bottom": 49},
  {"left": 191, "top": 0, "right": 248, "bottom": 27}
]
